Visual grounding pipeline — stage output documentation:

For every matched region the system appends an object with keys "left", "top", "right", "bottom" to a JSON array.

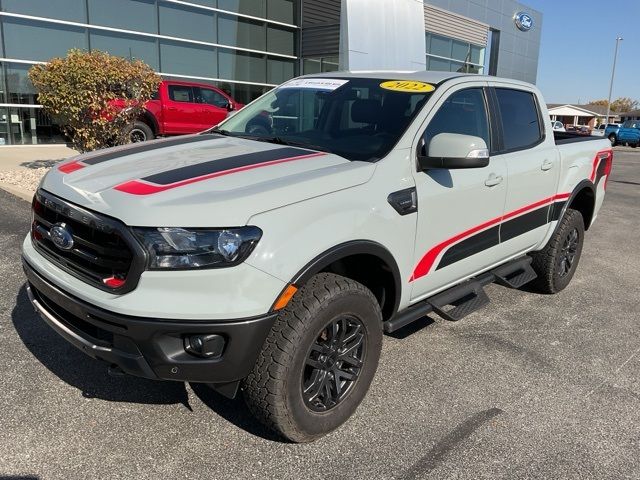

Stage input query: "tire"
[
  {"left": 608, "top": 134, "right": 617, "bottom": 146},
  {"left": 128, "top": 121, "right": 154, "bottom": 143},
  {"left": 632, "top": 142, "right": 638, "bottom": 148},
  {"left": 242, "top": 272, "right": 383, "bottom": 443},
  {"left": 529, "top": 208, "right": 585, "bottom": 294}
]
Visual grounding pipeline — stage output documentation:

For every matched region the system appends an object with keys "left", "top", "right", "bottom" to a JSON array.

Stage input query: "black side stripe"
[
  {"left": 82, "top": 134, "right": 223, "bottom": 165},
  {"left": 437, "top": 226, "right": 500, "bottom": 270},
  {"left": 435, "top": 202, "right": 566, "bottom": 271},
  {"left": 142, "top": 147, "right": 317, "bottom": 185},
  {"left": 500, "top": 205, "right": 550, "bottom": 242}
]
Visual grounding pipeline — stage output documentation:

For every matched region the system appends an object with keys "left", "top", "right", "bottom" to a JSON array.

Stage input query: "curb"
[{"left": 0, "top": 181, "right": 34, "bottom": 202}]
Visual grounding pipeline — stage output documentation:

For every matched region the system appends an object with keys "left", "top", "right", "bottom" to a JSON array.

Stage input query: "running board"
[{"left": 383, "top": 256, "right": 538, "bottom": 333}]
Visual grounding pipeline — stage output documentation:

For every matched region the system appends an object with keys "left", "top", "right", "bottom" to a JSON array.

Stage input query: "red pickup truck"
[{"left": 123, "top": 80, "right": 243, "bottom": 142}]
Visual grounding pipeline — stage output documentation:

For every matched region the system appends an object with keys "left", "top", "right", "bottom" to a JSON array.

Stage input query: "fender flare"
[
  {"left": 552, "top": 179, "right": 596, "bottom": 234},
  {"left": 139, "top": 109, "right": 159, "bottom": 135},
  {"left": 290, "top": 240, "right": 402, "bottom": 318}
]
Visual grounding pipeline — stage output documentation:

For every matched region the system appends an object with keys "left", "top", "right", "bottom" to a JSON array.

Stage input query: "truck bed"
[{"left": 554, "top": 131, "right": 606, "bottom": 145}]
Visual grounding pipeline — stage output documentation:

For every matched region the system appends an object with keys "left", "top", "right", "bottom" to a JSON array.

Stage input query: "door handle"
[
  {"left": 541, "top": 159, "right": 554, "bottom": 171},
  {"left": 484, "top": 174, "right": 503, "bottom": 187}
]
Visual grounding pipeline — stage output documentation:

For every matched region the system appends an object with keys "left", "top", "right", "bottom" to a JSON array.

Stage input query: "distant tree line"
[{"left": 588, "top": 97, "right": 639, "bottom": 112}]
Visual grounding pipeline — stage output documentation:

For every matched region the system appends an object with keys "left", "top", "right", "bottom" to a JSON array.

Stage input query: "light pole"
[{"left": 605, "top": 36, "right": 623, "bottom": 126}]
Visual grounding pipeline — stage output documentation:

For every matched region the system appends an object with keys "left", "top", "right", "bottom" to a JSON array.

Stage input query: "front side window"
[
  {"left": 168, "top": 85, "right": 194, "bottom": 103},
  {"left": 495, "top": 88, "right": 542, "bottom": 151},
  {"left": 215, "top": 78, "right": 433, "bottom": 162},
  {"left": 422, "top": 88, "right": 489, "bottom": 152},
  {"left": 196, "top": 88, "right": 229, "bottom": 108}
]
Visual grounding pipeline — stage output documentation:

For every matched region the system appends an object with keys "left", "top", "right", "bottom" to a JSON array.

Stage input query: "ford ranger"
[{"left": 22, "top": 72, "right": 613, "bottom": 442}]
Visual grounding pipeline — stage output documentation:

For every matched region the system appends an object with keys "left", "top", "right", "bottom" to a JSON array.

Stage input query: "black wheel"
[
  {"left": 632, "top": 142, "right": 638, "bottom": 148},
  {"left": 529, "top": 208, "right": 585, "bottom": 294},
  {"left": 128, "top": 121, "right": 153, "bottom": 143},
  {"left": 242, "top": 273, "right": 383, "bottom": 442},
  {"left": 608, "top": 133, "right": 617, "bottom": 146}
]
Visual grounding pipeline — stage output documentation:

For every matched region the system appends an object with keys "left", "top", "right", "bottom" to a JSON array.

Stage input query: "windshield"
[{"left": 213, "top": 77, "right": 434, "bottom": 162}]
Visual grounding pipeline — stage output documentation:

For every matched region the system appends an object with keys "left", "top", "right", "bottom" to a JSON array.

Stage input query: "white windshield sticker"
[{"left": 280, "top": 78, "right": 348, "bottom": 91}]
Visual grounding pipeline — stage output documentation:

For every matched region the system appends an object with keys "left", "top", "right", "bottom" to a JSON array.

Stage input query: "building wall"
[
  {"left": 424, "top": 0, "right": 542, "bottom": 84},
  {"left": 0, "top": 0, "right": 299, "bottom": 145}
]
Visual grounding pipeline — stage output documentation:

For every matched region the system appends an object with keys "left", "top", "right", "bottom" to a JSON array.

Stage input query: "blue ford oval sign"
[
  {"left": 514, "top": 12, "right": 533, "bottom": 32},
  {"left": 50, "top": 222, "right": 74, "bottom": 251}
]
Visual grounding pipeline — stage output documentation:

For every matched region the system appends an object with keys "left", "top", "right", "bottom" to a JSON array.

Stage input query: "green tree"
[{"left": 29, "top": 49, "right": 161, "bottom": 152}]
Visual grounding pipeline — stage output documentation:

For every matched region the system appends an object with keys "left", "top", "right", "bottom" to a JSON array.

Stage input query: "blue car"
[
  {"left": 603, "top": 123, "right": 622, "bottom": 145},
  {"left": 614, "top": 120, "right": 640, "bottom": 147}
]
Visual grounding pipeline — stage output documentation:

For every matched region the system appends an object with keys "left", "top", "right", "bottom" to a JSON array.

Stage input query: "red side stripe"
[
  {"left": 114, "top": 152, "right": 326, "bottom": 195},
  {"left": 58, "top": 160, "right": 85, "bottom": 174},
  {"left": 410, "top": 193, "right": 570, "bottom": 282},
  {"left": 590, "top": 149, "right": 613, "bottom": 182}
]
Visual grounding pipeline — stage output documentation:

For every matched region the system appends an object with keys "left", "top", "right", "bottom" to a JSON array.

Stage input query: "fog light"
[{"left": 184, "top": 334, "right": 225, "bottom": 358}]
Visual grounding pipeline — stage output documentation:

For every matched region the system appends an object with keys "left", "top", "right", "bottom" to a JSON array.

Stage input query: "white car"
[
  {"left": 551, "top": 120, "right": 566, "bottom": 132},
  {"left": 22, "top": 71, "right": 613, "bottom": 442}
]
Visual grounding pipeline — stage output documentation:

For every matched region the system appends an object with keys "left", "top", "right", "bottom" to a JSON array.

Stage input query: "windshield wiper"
[{"left": 208, "top": 127, "right": 234, "bottom": 136}]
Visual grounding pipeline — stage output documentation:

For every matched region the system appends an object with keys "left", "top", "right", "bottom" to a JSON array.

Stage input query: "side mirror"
[
  {"left": 417, "top": 133, "right": 490, "bottom": 170},
  {"left": 226, "top": 102, "right": 235, "bottom": 112}
]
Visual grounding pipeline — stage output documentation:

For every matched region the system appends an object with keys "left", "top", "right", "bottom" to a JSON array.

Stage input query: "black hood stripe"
[{"left": 142, "top": 147, "right": 319, "bottom": 186}]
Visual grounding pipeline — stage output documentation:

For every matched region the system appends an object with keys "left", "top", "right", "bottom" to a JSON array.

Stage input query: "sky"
[{"left": 524, "top": 0, "right": 640, "bottom": 104}]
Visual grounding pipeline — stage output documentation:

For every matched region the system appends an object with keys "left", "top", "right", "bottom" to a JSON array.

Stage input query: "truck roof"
[{"left": 301, "top": 70, "right": 536, "bottom": 89}]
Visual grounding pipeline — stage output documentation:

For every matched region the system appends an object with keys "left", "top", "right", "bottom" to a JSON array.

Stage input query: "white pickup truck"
[{"left": 22, "top": 72, "right": 612, "bottom": 442}]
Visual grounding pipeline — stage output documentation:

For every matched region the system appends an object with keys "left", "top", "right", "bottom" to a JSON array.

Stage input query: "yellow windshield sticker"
[{"left": 379, "top": 80, "right": 436, "bottom": 93}]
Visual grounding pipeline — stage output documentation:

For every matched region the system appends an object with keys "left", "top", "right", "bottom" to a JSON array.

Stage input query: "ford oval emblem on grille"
[{"left": 50, "top": 222, "right": 74, "bottom": 250}]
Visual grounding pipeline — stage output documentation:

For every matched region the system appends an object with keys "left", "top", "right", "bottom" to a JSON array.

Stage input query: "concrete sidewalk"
[{"left": 0, "top": 145, "right": 77, "bottom": 201}]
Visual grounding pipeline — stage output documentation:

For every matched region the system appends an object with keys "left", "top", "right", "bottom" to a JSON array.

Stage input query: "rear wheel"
[
  {"left": 128, "top": 121, "right": 153, "bottom": 143},
  {"left": 242, "top": 273, "right": 383, "bottom": 442},
  {"left": 530, "top": 208, "right": 585, "bottom": 294}
]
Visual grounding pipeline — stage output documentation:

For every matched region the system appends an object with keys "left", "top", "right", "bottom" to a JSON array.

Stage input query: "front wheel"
[
  {"left": 242, "top": 273, "right": 383, "bottom": 442},
  {"left": 608, "top": 133, "right": 617, "bottom": 146},
  {"left": 128, "top": 121, "right": 154, "bottom": 143},
  {"left": 529, "top": 208, "right": 585, "bottom": 294}
]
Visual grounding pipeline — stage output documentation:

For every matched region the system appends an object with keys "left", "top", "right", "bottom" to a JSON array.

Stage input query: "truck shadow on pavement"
[{"left": 11, "top": 285, "right": 282, "bottom": 441}]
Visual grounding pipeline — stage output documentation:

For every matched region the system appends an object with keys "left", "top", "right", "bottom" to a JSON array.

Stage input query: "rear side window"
[
  {"left": 423, "top": 88, "right": 490, "bottom": 150},
  {"left": 494, "top": 88, "right": 542, "bottom": 151},
  {"left": 169, "top": 85, "right": 194, "bottom": 103}
]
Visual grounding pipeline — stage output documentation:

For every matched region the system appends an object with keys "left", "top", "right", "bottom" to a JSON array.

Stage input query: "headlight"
[{"left": 133, "top": 226, "right": 262, "bottom": 270}]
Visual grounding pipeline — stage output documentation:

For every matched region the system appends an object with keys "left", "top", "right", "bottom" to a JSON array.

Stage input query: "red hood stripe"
[
  {"left": 58, "top": 160, "right": 86, "bottom": 174},
  {"left": 114, "top": 151, "right": 326, "bottom": 195},
  {"left": 410, "top": 193, "right": 570, "bottom": 281}
]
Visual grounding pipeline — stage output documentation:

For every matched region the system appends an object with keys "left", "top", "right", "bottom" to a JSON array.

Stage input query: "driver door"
[{"left": 410, "top": 83, "right": 508, "bottom": 301}]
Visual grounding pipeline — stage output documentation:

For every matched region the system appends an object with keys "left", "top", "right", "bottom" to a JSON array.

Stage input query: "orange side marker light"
[{"left": 273, "top": 284, "right": 298, "bottom": 310}]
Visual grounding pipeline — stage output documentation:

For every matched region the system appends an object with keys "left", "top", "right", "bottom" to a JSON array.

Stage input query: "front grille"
[{"left": 31, "top": 189, "right": 145, "bottom": 293}]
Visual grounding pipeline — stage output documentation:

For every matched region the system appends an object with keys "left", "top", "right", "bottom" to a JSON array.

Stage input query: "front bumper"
[{"left": 23, "top": 258, "right": 276, "bottom": 385}]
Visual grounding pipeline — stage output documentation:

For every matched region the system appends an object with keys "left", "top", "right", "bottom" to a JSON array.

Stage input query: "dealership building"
[{"left": 0, "top": 0, "right": 542, "bottom": 145}]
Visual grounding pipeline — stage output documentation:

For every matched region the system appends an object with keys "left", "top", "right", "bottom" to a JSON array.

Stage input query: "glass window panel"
[
  {"left": 168, "top": 85, "right": 194, "bottom": 102},
  {"left": 450, "top": 61, "right": 465, "bottom": 73},
  {"left": 4, "top": 107, "right": 66, "bottom": 144},
  {"left": 267, "top": 0, "right": 295, "bottom": 24},
  {"left": 0, "top": 63, "right": 8, "bottom": 103},
  {"left": 495, "top": 88, "right": 542, "bottom": 151},
  {"left": 424, "top": 88, "right": 489, "bottom": 150},
  {"left": 2, "top": 0, "right": 87, "bottom": 23},
  {"left": 217, "top": 0, "right": 265, "bottom": 18},
  {"left": 159, "top": 3, "right": 216, "bottom": 42},
  {"left": 303, "top": 58, "right": 321, "bottom": 75},
  {"left": 0, "top": 108, "right": 9, "bottom": 145},
  {"left": 218, "top": 49, "right": 265, "bottom": 83},
  {"left": 218, "top": 15, "right": 265, "bottom": 51},
  {"left": 2, "top": 18, "right": 87, "bottom": 61},
  {"left": 427, "top": 56, "right": 450, "bottom": 72},
  {"left": 470, "top": 45, "right": 484, "bottom": 65},
  {"left": 160, "top": 41, "right": 217, "bottom": 78},
  {"left": 186, "top": 0, "right": 217, "bottom": 6},
  {"left": 267, "top": 58, "right": 294, "bottom": 84},
  {"left": 428, "top": 34, "right": 451, "bottom": 58},
  {"left": 321, "top": 57, "right": 339, "bottom": 72},
  {"left": 195, "top": 87, "right": 229, "bottom": 107},
  {"left": 267, "top": 26, "right": 294, "bottom": 55},
  {"left": 451, "top": 40, "right": 470, "bottom": 62},
  {"left": 90, "top": 31, "right": 159, "bottom": 70},
  {"left": 88, "top": 0, "right": 157, "bottom": 34},
  {"left": 6, "top": 63, "right": 38, "bottom": 104}
]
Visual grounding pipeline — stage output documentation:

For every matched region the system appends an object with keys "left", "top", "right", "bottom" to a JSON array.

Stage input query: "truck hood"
[{"left": 41, "top": 134, "right": 375, "bottom": 226}]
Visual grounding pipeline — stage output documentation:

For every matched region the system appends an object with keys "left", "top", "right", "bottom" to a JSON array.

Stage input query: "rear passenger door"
[
  {"left": 490, "top": 85, "right": 560, "bottom": 257},
  {"left": 164, "top": 84, "right": 201, "bottom": 134}
]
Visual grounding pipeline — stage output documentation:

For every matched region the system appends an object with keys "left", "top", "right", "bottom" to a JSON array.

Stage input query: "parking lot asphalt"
[{"left": 0, "top": 149, "right": 639, "bottom": 480}]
